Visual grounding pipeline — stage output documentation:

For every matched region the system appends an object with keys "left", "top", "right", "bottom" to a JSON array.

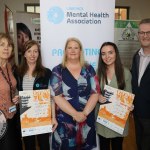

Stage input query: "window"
[
  {"left": 115, "top": 7, "right": 129, "bottom": 20},
  {"left": 25, "top": 4, "right": 40, "bottom": 13}
]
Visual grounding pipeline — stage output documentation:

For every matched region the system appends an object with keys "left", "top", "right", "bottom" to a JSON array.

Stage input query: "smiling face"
[
  {"left": 0, "top": 38, "right": 13, "bottom": 61},
  {"left": 65, "top": 40, "right": 81, "bottom": 61},
  {"left": 138, "top": 23, "right": 150, "bottom": 49},
  {"left": 101, "top": 45, "right": 116, "bottom": 67},
  {"left": 24, "top": 44, "right": 39, "bottom": 65}
]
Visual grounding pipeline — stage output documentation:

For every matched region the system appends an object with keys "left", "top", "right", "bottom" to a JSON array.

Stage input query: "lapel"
[
  {"left": 135, "top": 53, "right": 140, "bottom": 78},
  {"left": 142, "top": 62, "right": 150, "bottom": 76}
]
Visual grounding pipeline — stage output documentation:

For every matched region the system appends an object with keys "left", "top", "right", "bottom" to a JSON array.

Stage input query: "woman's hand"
[
  {"left": 128, "top": 104, "right": 134, "bottom": 111},
  {"left": 12, "top": 95, "right": 19, "bottom": 105},
  {"left": 52, "top": 117, "right": 58, "bottom": 132},
  {"left": 99, "top": 94, "right": 106, "bottom": 103},
  {"left": 73, "top": 112, "right": 87, "bottom": 123}
]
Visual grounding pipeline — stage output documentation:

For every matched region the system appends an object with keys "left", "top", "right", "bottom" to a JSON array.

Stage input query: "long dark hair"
[
  {"left": 17, "top": 23, "right": 32, "bottom": 40},
  {"left": 19, "top": 40, "right": 45, "bottom": 77},
  {"left": 97, "top": 42, "right": 125, "bottom": 90}
]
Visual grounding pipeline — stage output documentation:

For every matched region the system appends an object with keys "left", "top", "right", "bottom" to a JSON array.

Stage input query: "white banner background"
[
  {"left": 40, "top": 1, "right": 115, "bottom": 149},
  {"left": 40, "top": 0, "right": 115, "bottom": 70}
]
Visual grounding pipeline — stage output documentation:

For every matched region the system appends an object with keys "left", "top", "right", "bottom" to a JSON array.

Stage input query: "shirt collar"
[{"left": 138, "top": 48, "right": 150, "bottom": 57}]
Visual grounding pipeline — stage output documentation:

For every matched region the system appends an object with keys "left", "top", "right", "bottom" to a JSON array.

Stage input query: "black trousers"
[
  {"left": 134, "top": 116, "right": 150, "bottom": 150},
  {"left": 0, "top": 114, "right": 22, "bottom": 150},
  {"left": 98, "top": 135, "right": 123, "bottom": 150},
  {"left": 23, "top": 133, "right": 50, "bottom": 150}
]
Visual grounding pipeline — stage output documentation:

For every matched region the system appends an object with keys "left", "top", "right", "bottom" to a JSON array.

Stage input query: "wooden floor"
[{"left": 123, "top": 115, "right": 137, "bottom": 150}]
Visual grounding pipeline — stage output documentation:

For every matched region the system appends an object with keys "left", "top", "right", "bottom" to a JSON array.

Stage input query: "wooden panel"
[{"left": 123, "top": 115, "right": 137, "bottom": 150}]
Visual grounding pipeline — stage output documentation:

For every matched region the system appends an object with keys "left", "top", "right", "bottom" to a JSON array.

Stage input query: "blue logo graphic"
[
  {"left": 47, "top": 6, "right": 64, "bottom": 24},
  {"left": 36, "top": 83, "right": 40, "bottom": 88}
]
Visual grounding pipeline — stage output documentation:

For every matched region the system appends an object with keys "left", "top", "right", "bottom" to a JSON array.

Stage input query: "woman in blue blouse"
[{"left": 50, "top": 37, "right": 100, "bottom": 150}]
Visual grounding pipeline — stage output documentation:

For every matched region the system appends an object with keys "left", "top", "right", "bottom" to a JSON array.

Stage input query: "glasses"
[{"left": 138, "top": 31, "right": 150, "bottom": 37}]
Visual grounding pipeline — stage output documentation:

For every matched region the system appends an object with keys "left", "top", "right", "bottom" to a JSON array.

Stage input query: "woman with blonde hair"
[{"left": 50, "top": 37, "right": 100, "bottom": 150}]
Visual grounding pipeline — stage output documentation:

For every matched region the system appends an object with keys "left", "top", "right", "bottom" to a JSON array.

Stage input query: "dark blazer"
[
  {"left": 15, "top": 68, "right": 52, "bottom": 91},
  {"left": 131, "top": 50, "right": 150, "bottom": 118}
]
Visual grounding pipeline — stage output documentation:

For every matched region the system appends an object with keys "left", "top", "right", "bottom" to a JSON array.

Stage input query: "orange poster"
[
  {"left": 96, "top": 85, "right": 134, "bottom": 134},
  {"left": 19, "top": 89, "right": 52, "bottom": 137}
]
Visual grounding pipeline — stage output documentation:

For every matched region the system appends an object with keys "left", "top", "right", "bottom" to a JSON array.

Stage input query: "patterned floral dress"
[{"left": 50, "top": 64, "right": 100, "bottom": 150}]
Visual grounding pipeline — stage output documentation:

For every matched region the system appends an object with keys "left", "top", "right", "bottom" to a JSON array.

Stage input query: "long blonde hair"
[{"left": 62, "top": 37, "right": 85, "bottom": 67}]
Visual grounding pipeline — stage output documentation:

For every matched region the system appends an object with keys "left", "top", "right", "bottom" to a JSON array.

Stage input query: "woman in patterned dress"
[{"left": 50, "top": 37, "right": 100, "bottom": 150}]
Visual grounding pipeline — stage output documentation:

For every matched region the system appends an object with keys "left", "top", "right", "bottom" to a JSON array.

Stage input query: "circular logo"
[
  {"left": 0, "top": 110, "right": 7, "bottom": 139},
  {"left": 47, "top": 6, "right": 64, "bottom": 24},
  {"left": 36, "top": 83, "right": 40, "bottom": 88}
]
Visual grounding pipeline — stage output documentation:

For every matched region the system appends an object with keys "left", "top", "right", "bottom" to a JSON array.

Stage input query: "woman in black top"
[{"left": 15, "top": 40, "right": 57, "bottom": 150}]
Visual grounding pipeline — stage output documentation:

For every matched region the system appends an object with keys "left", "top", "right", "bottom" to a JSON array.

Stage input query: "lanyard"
[{"left": 0, "top": 65, "right": 13, "bottom": 102}]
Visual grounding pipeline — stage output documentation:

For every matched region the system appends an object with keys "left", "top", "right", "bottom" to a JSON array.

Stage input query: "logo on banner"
[{"left": 47, "top": 6, "right": 64, "bottom": 24}]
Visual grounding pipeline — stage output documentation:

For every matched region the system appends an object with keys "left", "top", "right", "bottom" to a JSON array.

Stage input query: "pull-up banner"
[{"left": 40, "top": 0, "right": 115, "bottom": 70}]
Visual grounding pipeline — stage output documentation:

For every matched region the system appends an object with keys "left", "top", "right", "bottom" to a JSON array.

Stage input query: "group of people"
[{"left": 0, "top": 18, "right": 149, "bottom": 150}]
